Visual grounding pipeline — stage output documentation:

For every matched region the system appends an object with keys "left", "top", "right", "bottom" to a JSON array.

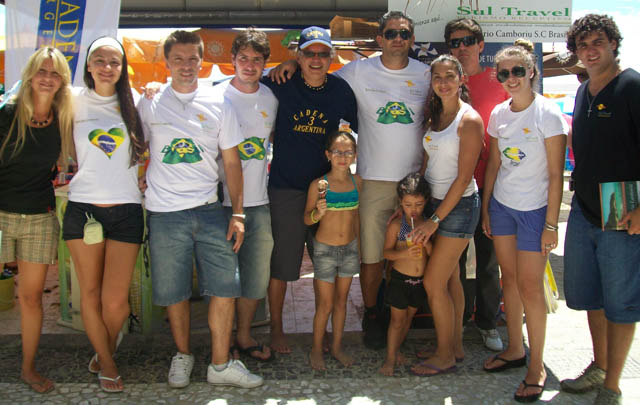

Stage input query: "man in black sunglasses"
[
  {"left": 443, "top": 18, "right": 509, "bottom": 355},
  {"left": 268, "top": 11, "right": 431, "bottom": 351}
]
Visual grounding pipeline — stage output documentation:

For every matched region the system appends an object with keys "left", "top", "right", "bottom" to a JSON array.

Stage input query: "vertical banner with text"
[{"left": 5, "top": 0, "right": 121, "bottom": 88}]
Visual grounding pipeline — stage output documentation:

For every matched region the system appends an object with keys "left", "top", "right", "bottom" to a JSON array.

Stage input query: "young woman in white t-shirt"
[
  {"left": 62, "top": 37, "right": 146, "bottom": 393},
  {"left": 409, "top": 55, "right": 484, "bottom": 376},
  {"left": 481, "top": 40, "right": 567, "bottom": 403}
]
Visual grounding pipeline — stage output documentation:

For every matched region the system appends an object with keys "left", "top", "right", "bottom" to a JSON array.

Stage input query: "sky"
[{"left": 0, "top": 1, "right": 637, "bottom": 92}]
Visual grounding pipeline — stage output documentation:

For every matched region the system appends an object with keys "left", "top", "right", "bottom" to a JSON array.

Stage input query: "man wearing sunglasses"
[
  {"left": 444, "top": 18, "right": 509, "bottom": 354},
  {"left": 261, "top": 26, "right": 358, "bottom": 354},
  {"left": 561, "top": 14, "right": 640, "bottom": 405},
  {"left": 268, "top": 11, "right": 430, "bottom": 350}
]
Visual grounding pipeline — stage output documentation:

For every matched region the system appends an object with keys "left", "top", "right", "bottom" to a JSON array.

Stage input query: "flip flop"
[
  {"left": 98, "top": 372, "right": 123, "bottom": 393},
  {"left": 88, "top": 353, "right": 100, "bottom": 374},
  {"left": 237, "top": 342, "right": 275, "bottom": 362},
  {"left": 514, "top": 379, "right": 545, "bottom": 403},
  {"left": 415, "top": 348, "right": 464, "bottom": 363},
  {"left": 483, "top": 354, "right": 527, "bottom": 373},
  {"left": 410, "top": 361, "right": 458, "bottom": 377},
  {"left": 21, "top": 376, "right": 55, "bottom": 394}
]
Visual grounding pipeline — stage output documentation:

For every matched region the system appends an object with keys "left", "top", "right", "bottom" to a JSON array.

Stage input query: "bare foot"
[
  {"left": 331, "top": 348, "right": 354, "bottom": 367},
  {"left": 309, "top": 349, "right": 325, "bottom": 370},
  {"left": 270, "top": 332, "right": 292, "bottom": 354},
  {"left": 410, "top": 355, "right": 457, "bottom": 376},
  {"left": 21, "top": 370, "right": 55, "bottom": 394},
  {"left": 417, "top": 347, "right": 464, "bottom": 362},
  {"left": 396, "top": 351, "right": 407, "bottom": 366},
  {"left": 379, "top": 359, "right": 395, "bottom": 376},
  {"left": 322, "top": 332, "right": 331, "bottom": 353}
]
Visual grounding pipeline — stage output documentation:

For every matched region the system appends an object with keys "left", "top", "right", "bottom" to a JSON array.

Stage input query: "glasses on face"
[
  {"left": 383, "top": 29, "right": 412, "bottom": 40},
  {"left": 496, "top": 66, "right": 527, "bottom": 83},
  {"left": 301, "top": 50, "right": 331, "bottom": 59},
  {"left": 448, "top": 35, "right": 478, "bottom": 49},
  {"left": 329, "top": 150, "right": 355, "bottom": 158}
]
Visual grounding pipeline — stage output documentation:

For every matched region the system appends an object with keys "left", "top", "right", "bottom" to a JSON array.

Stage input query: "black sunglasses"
[
  {"left": 496, "top": 66, "right": 528, "bottom": 83},
  {"left": 301, "top": 50, "right": 331, "bottom": 59},
  {"left": 383, "top": 29, "right": 412, "bottom": 40},
  {"left": 448, "top": 35, "right": 478, "bottom": 49}
]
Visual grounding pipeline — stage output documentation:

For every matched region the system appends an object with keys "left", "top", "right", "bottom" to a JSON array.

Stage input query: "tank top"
[
  {"left": 423, "top": 102, "right": 478, "bottom": 200},
  {"left": 324, "top": 174, "right": 359, "bottom": 211},
  {"left": 397, "top": 214, "right": 413, "bottom": 241}
]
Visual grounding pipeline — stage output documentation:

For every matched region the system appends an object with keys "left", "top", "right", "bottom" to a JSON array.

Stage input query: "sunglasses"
[
  {"left": 496, "top": 66, "right": 528, "bottom": 83},
  {"left": 329, "top": 150, "right": 355, "bottom": 158},
  {"left": 448, "top": 35, "right": 478, "bottom": 49},
  {"left": 301, "top": 50, "right": 331, "bottom": 59},
  {"left": 383, "top": 29, "right": 412, "bottom": 40}
]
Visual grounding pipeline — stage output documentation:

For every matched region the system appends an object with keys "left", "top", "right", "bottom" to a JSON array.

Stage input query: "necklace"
[
  {"left": 170, "top": 87, "right": 197, "bottom": 110},
  {"left": 30, "top": 111, "right": 52, "bottom": 127},
  {"left": 586, "top": 90, "right": 596, "bottom": 118},
  {"left": 302, "top": 75, "right": 327, "bottom": 92}
]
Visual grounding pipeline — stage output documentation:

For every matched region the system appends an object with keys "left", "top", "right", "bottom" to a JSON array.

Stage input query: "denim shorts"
[
  {"left": 312, "top": 237, "right": 359, "bottom": 283},
  {"left": 564, "top": 196, "right": 640, "bottom": 323},
  {"left": 147, "top": 202, "right": 240, "bottom": 306},
  {"left": 488, "top": 196, "right": 546, "bottom": 252},
  {"left": 225, "top": 205, "right": 273, "bottom": 299},
  {"left": 385, "top": 269, "right": 427, "bottom": 310},
  {"left": 428, "top": 193, "right": 480, "bottom": 239},
  {"left": 62, "top": 201, "right": 144, "bottom": 244},
  {"left": 0, "top": 210, "right": 59, "bottom": 265}
]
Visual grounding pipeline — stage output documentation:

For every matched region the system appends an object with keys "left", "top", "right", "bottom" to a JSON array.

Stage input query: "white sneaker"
[
  {"left": 207, "top": 359, "right": 264, "bottom": 388},
  {"left": 168, "top": 352, "right": 195, "bottom": 388},
  {"left": 478, "top": 328, "right": 504, "bottom": 352}
]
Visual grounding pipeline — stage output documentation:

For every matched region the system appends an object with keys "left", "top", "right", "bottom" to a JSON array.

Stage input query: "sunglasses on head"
[
  {"left": 301, "top": 50, "right": 331, "bottom": 59},
  {"left": 448, "top": 35, "right": 478, "bottom": 49},
  {"left": 496, "top": 66, "right": 527, "bottom": 83},
  {"left": 383, "top": 29, "right": 412, "bottom": 40}
]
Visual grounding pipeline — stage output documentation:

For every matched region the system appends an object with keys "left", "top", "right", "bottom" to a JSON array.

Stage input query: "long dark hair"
[
  {"left": 424, "top": 54, "right": 470, "bottom": 132},
  {"left": 84, "top": 37, "right": 145, "bottom": 167}
]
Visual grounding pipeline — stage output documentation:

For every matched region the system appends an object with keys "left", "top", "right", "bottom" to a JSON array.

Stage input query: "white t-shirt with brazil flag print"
[
  {"left": 333, "top": 56, "right": 430, "bottom": 181},
  {"left": 68, "top": 87, "right": 142, "bottom": 204},
  {"left": 487, "top": 93, "right": 568, "bottom": 211},
  {"left": 139, "top": 84, "right": 244, "bottom": 212},
  {"left": 217, "top": 80, "right": 278, "bottom": 207}
]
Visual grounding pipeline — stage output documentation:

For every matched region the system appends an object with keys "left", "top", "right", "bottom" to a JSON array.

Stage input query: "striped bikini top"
[{"left": 325, "top": 174, "right": 359, "bottom": 211}]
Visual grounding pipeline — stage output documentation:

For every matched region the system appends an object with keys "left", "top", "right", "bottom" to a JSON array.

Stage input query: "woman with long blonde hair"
[{"left": 0, "top": 46, "right": 74, "bottom": 394}]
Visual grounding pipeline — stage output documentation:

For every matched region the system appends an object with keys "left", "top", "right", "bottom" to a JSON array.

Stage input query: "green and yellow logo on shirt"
[
  {"left": 502, "top": 147, "right": 526, "bottom": 165},
  {"left": 376, "top": 101, "right": 414, "bottom": 125},
  {"left": 88, "top": 127, "right": 125, "bottom": 158},
  {"left": 238, "top": 137, "right": 266, "bottom": 161},
  {"left": 161, "top": 138, "right": 203, "bottom": 164}
]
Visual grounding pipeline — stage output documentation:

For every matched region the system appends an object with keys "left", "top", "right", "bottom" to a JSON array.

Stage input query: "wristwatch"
[
  {"left": 232, "top": 213, "right": 246, "bottom": 220},
  {"left": 429, "top": 213, "right": 441, "bottom": 224}
]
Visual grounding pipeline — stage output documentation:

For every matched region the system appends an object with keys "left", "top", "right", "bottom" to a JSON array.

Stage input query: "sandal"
[
  {"left": 88, "top": 330, "right": 124, "bottom": 374},
  {"left": 483, "top": 354, "right": 526, "bottom": 373},
  {"left": 410, "top": 361, "right": 458, "bottom": 377},
  {"left": 514, "top": 379, "right": 545, "bottom": 403},
  {"left": 237, "top": 342, "right": 275, "bottom": 362},
  {"left": 98, "top": 372, "right": 123, "bottom": 393}
]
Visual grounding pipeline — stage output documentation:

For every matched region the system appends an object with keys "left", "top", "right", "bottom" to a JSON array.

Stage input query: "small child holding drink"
[
  {"left": 304, "top": 130, "right": 362, "bottom": 370},
  {"left": 379, "top": 172, "right": 432, "bottom": 376}
]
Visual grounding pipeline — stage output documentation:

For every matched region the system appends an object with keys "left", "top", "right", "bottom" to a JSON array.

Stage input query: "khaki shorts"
[
  {"left": 359, "top": 179, "right": 398, "bottom": 264},
  {"left": 0, "top": 210, "right": 59, "bottom": 265}
]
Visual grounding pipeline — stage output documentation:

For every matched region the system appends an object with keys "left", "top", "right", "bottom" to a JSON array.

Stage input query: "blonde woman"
[{"left": 0, "top": 47, "right": 74, "bottom": 394}]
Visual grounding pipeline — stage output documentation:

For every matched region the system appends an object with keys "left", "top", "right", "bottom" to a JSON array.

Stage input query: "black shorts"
[
  {"left": 62, "top": 201, "right": 144, "bottom": 244},
  {"left": 385, "top": 269, "right": 427, "bottom": 310}
]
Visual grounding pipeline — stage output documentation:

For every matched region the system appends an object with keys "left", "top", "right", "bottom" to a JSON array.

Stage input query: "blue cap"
[{"left": 298, "top": 26, "right": 332, "bottom": 50}]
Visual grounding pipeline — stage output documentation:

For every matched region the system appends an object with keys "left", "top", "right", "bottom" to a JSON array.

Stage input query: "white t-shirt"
[
  {"left": 487, "top": 93, "right": 568, "bottom": 211},
  {"left": 217, "top": 80, "right": 278, "bottom": 207},
  {"left": 68, "top": 87, "right": 142, "bottom": 204},
  {"left": 333, "top": 56, "right": 430, "bottom": 181},
  {"left": 423, "top": 102, "right": 477, "bottom": 200},
  {"left": 138, "top": 84, "right": 244, "bottom": 212}
]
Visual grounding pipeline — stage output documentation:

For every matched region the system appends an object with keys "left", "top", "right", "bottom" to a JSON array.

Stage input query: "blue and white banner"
[{"left": 5, "top": 0, "right": 121, "bottom": 88}]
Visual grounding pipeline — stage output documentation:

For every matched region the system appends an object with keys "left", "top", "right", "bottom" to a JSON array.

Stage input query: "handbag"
[{"left": 543, "top": 260, "right": 559, "bottom": 314}]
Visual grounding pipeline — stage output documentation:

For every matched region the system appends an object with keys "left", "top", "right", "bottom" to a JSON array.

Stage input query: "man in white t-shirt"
[
  {"left": 138, "top": 30, "right": 262, "bottom": 389},
  {"left": 270, "top": 11, "right": 431, "bottom": 349},
  {"left": 218, "top": 29, "right": 278, "bottom": 363}
]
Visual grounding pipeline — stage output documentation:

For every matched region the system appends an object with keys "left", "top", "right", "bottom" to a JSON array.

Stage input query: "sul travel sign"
[{"left": 390, "top": 0, "right": 573, "bottom": 43}]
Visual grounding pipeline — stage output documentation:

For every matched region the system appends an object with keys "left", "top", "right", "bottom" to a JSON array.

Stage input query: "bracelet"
[
  {"left": 232, "top": 213, "right": 246, "bottom": 220},
  {"left": 544, "top": 222, "right": 558, "bottom": 231},
  {"left": 310, "top": 209, "right": 319, "bottom": 224}
]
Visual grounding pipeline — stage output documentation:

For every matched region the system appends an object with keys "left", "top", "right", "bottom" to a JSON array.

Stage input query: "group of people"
[{"left": 0, "top": 9, "right": 637, "bottom": 405}]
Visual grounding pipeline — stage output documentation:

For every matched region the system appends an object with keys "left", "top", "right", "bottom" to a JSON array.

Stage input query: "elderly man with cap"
[{"left": 261, "top": 26, "right": 358, "bottom": 354}]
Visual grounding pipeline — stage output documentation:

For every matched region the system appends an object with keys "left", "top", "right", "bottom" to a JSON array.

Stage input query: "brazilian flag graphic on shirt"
[
  {"left": 238, "top": 137, "right": 266, "bottom": 161},
  {"left": 376, "top": 101, "right": 414, "bottom": 124},
  {"left": 89, "top": 128, "right": 125, "bottom": 158},
  {"left": 502, "top": 147, "right": 526, "bottom": 166},
  {"left": 161, "top": 138, "right": 203, "bottom": 164}
]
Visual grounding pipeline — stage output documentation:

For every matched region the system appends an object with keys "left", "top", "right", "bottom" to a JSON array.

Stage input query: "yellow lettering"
[
  {"left": 42, "top": 30, "right": 54, "bottom": 37},
  {"left": 60, "top": 1, "right": 81, "bottom": 17},
  {"left": 57, "top": 20, "right": 79, "bottom": 38},
  {"left": 305, "top": 109, "right": 311, "bottom": 116},
  {"left": 55, "top": 41, "right": 77, "bottom": 52},
  {"left": 44, "top": 12, "right": 55, "bottom": 20}
]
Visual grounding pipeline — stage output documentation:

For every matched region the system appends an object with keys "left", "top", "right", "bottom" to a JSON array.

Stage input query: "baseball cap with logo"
[{"left": 298, "top": 26, "right": 332, "bottom": 50}]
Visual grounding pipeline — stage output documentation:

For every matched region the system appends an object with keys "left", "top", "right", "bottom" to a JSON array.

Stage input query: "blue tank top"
[
  {"left": 397, "top": 214, "right": 413, "bottom": 241},
  {"left": 325, "top": 174, "right": 359, "bottom": 211}
]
